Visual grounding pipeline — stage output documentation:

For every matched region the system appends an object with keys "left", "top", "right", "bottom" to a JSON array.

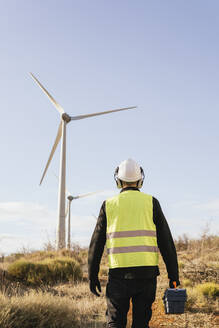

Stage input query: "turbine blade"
[
  {"left": 66, "top": 188, "right": 71, "bottom": 197},
  {"left": 40, "top": 122, "right": 62, "bottom": 185},
  {"left": 65, "top": 202, "right": 69, "bottom": 218},
  {"left": 52, "top": 170, "right": 71, "bottom": 196},
  {"left": 30, "top": 72, "right": 64, "bottom": 115},
  {"left": 75, "top": 190, "right": 104, "bottom": 199},
  {"left": 70, "top": 106, "right": 137, "bottom": 121}
]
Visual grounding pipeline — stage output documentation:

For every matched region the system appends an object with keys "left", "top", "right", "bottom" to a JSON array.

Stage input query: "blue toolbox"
[{"left": 163, "top": 288, "right": 187, "bottom": 314}]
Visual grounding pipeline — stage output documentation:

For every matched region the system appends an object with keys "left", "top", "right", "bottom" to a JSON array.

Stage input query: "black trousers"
[{"left": 106, "top": 276, "right": 157, "bottom": 328}]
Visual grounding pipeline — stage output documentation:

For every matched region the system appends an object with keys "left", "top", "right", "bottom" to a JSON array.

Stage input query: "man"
[{"left": 88, "top": 158, "right": 180, "bottom": 328}]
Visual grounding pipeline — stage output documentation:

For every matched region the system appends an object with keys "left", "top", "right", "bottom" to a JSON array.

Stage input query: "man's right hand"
[{"left": 89, "top": 278, "right": 101, "bottom": 297}]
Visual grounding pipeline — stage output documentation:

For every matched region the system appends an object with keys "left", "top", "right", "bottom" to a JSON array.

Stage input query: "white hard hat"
[
  {"left": 118, "top": 158, "right": 142, "bottom": 182},
  {"left": 114, "top": 158, "right": 145, "bottom": 188}
]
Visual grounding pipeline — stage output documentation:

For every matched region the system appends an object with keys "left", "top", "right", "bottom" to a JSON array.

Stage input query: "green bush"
[
  {"left": 196, "top": 282, "right": 219, "bottom": 298},
  {"left": 46, "top": 258, "right": 83, "bottom": 283},
  {"left": 8, "top": 257, "right": 82, "bottom": 286},
  {"left": 7, "top": 261, "right": 34, "bottom": 280}
]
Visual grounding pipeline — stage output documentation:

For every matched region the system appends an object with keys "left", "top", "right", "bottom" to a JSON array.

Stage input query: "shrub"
[
  {"left": 46, "top": 258, "right": 83, "bottom": 283},
  {"left": 185, "top": 285, "right": 218, "bottom": 313},
  {"left": 6, "top": 249, "right": 86, "bottom": 264},
  {"left": 7, "top": 261, "right": 34, "bottom": 281},
  {"left": 8, "top": 257, "right": 82, "bottom": 286},
  {"left": 182, "top": 279, "right": 192, "bottom": 287},
  {"left": 196, "top": 282, "right": 219, "bottom": 298}
]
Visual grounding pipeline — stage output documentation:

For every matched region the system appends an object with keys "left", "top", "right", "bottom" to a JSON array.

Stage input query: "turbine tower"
[
  {"left": 30, "top": 73, "right": 137, "bottom": 249},
  {"left": 66, "top": 191, "right": 102, "bottom": 249}
]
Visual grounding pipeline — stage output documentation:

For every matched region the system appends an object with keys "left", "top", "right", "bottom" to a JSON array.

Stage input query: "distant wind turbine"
[
  {"left": 66, "top": 190, "right": 102, "bottom": 249},
  {"left": 30, "top": 73, "right": 137, "bottom": 249}
]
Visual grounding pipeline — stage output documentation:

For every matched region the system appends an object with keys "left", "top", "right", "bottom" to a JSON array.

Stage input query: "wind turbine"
[
  {"left": 66, "top": 190, "right": 102, "bottom": 249},
  {"left": 30, "top": 72, "right": 137, "bottom": 249},
  {"left": 52, "top": 171, "right": 102, "bottom": 249}
]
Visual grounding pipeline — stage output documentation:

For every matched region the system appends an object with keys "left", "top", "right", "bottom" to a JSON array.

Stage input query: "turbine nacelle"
[{"left": 62, "top": 113, "right": 71, "bottom": 123}]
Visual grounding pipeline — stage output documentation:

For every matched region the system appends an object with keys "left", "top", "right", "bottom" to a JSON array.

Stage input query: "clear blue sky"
[{"left": 0, "top": 1, "right": 218, "bottom": 254}]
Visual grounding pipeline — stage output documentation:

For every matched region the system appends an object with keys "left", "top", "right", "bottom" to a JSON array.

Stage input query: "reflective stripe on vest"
[{"left": 106, "top": 190, "right": 159, "bottom": 268}]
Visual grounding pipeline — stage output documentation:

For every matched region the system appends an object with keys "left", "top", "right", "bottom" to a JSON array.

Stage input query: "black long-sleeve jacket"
[{"left": 88, "top": 187, "right": 179, "bottom": 281}]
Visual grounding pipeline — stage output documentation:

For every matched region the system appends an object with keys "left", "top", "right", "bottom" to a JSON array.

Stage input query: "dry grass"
[
  {"left": 0, "top": 234, "right": 218, "bottom": 327},
  {"left": 0, "top": 291, "right": 78, "bottom": 328},
  {"left": 0, "top": 282, "right": 107, "bottom": 327}
]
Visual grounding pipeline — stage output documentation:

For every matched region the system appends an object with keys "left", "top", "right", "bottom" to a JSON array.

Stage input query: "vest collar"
[{"left": 120, "top": 187, "right": 140, "bottom": 193}]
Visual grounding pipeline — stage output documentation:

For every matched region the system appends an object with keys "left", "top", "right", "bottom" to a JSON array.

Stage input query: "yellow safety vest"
[{"left": 106, "top": 190, "right": 159, "bottom": 268}]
